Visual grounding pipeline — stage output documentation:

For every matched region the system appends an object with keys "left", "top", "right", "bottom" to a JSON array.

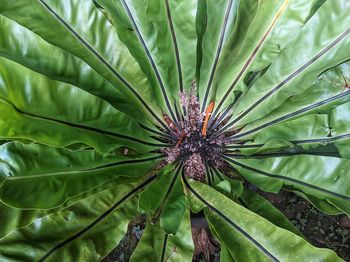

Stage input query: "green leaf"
[
  {"left": 200, "top": 0, "right": 318, "bottom": 111},
  {"left": 96, "top": 0, "right": 198, "bottom": 99},
  {"left": 0, "top": 176, "right": 155, "bottom": 261},
  {"left": 139, "top": 165, "right": 186, "bottom": 234},
  {"left": 215, "top": 179, "right": 243, "bottom": 198},
  {"left": 0, "top": 57, "right": 158, "bottom": 153},
  {"left": 230, "top": 62, "right": 350, "bottom": 143},
  {"left": 0, "top": 14, "right": 124, "bottom": 113},
  {"left": 226, "top": 61, "right": 350, "bottom": 154},
  {"left": 293, "top": 190, "right": 343, "bottom": 216},
  {"left": 130, "top": 209, "right": 194, "bottom": 262},
  {"left": 0, "top": 0, "right": 165, "bottom": 126},
  {"left": 239, "top": 189, "right": 301, "bottom": 236},
  {"left": 242, "top": 114, "right": 330, "bottom": 149},
  {"left": 219, "top": 243, "right": 237, "bottom": 262},
  {"left": 0, "top": 142, "right": 161, "bottom": 209},
  {"left": 229, "top": 0, "right": 350, "bottom": 127},
  {"left": 160, "top": 178, "right": 186, "bottom": 235},
  {"left": 330, "top": 102, "right": 350, "bottom": 158},
  {"left": 224, "top": 155, "right": 350, "bottom": 216},
  {"left": 215, "top": 180, "right": 232, "bottom": 194},
  {"left": 186, "top": 180, "right": 342, "bottom": 262},
  {"left": 0, "top": 175, "right": 125, "bottom": 240},
  {"left": 0, "top": 201, "right": 45, "bottom": 240},
  {"left": 0, "top": 99, "right": 162, "bottom": 154}
]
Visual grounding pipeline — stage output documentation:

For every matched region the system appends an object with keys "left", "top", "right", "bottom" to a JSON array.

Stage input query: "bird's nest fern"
[{"left": 0, "top": 0, "right": 349, "bottom": 261}]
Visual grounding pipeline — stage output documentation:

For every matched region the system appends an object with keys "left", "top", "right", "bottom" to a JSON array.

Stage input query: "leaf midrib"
[
  {"left": 38, "top": 0, "right": 168, "bottom": 130},
  {"left": 2, "top": 155, "right": 162, "bottom": 181},
  {"left": 38, "top": 175, "right": 157, "bottom": 262},
  {"left": 211, "top": 0, "right": 290, "bottom": 118},
  {"left": 231, "top": 90, "right": 350, "bottom": 140},
  {"left": 183, "top": 176, "right": 279, "bottom": 262},
  {"left": 215, "top": 26, "right": 350, "bottom": 137},
  {"left": 120, "top": 0, "right": 179, "bottom": 128},
  {"left": 223, "top": 156, "right": 350, "bottom": 200}
]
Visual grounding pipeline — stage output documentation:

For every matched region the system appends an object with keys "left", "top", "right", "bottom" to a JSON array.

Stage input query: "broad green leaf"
[
  {"left": 239, "top": 189, "right": 301, "bottom": 236},
  {"left": 334, "top": 139, "right": 350, "bottom": 159},
  {"left": 139, "top": 166, "right": 175, "bottom": 213},
  {"left": 0, "top": 175, "right": 123, "bottom": 240},
  {"left": 215, "top": 180, "right": 232, "bottom": 194},
  {"left": 96, "top": 0, "right": 198, "bottom": 99},
  {"left": 330, "top": 102, "right": 350, "bottom": 158},
  {"left": 130, "top": 209, "right": 194, "bottom": 262},
  {"left": 160, "top": 177, "right": 186, "bottom": 235},
  {"left": 215, "top": 179, "right": 243, "bottom": 199},
  {"left": 196, "top": 0, "right": 238, "bottom": 108},
  {"left": 0, "top": 201, "right": 46, "bottom": 240},
  {"left": 186, "top": 180, "right": 341, "bottom": 262},
  {"left": 220, "top": 243, "right": 236, "bottom": 262},
  {"left": 225, "top": 155, "right": 350, "bottom": 216},
  {"left": 0, "top": 14, "right": 126, "bottom": 113},
  {"left": 228, "top": 140, "right": 293, "bottom": 156},
  {"left": 199, "top": 0, "right": 318, "bottom": 111},
  {"left": 0, "top": 57, "right": 157, "bottom": 153},
  {"left": 0, "top": 176, "right": 154, "bottom": 261},
  {"left": 0, "top": 99, "right": 159, "bottom": 154},
  {"left": 0, "top": 142, "right": 133, "bottom": 180},
  {"left": 293, "top": 190, "right": 343, "bottom": 216},
  {"left": 240, "top": 114, "right": 330, "bottom": 145},
  {"left": 231, "top": 61, "right": 350, "bottom": 142},
  {"left": 227, "top": 61, "right": 350, "bottom": 154},
  {"left": 194, "top": 0, "right": 206, "bottom": 82},
  {"left": 0, "top": 0, "right": 165, "bottom": 126},
  {"left": 165, "top": 0, "right": 198, "bottom": 94},
  {"left": 230, "top": 0, "right": 350, "bottom": 127},
  {"left": 139, "top": 165, "right": 186, "bottom": 234},
  {"left": 0, "top": 142, "right": 161, "bottom": 209},
  {"left": 92, "top": 0, "right": 159, "bottom": 100},
  {"left": 331, "top": 102, "right": 350, "bottom": 135},
  {"left": 91, "top": 0, "right": 176, "bottom": 117}
]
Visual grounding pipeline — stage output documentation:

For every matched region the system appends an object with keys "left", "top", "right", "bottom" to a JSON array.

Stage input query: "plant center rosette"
[{"left": 159, "top": 81, "right": 237, "bottom": 184}]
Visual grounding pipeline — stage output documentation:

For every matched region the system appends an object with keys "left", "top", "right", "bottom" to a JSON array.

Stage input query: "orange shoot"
[
  {"left": 176, "top": 130, "right": 185, "bottom": 147},
  {"left": 201, "top": 101, "right": 215, "bottom": 137}
]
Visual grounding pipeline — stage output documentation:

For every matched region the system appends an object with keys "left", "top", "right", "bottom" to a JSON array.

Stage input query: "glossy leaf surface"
[
  {"left": 130, "top": 209, "right": 194, "bottom": 262},
  {"left": 186, "top": 180, "right": 341, "bottom": 262}
]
